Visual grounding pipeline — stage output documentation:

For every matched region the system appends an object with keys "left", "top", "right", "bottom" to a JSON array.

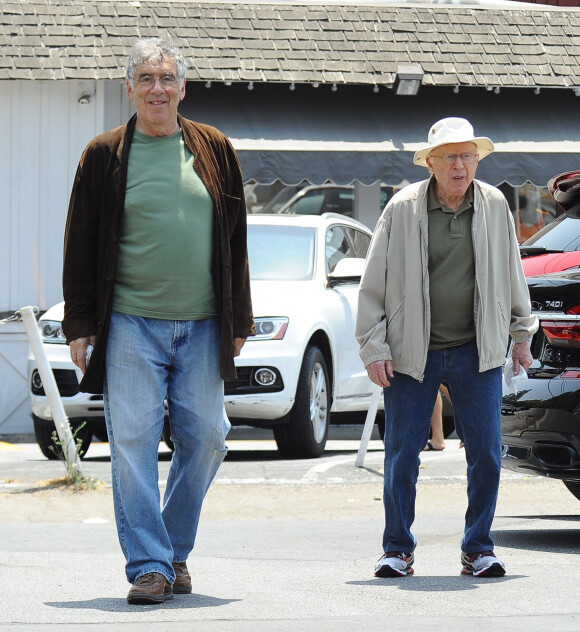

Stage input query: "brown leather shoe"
[
  {"left": 172, "top": 561, "right": 192, "bottom": 594},
  {"left": 127, "top": 572, "right": 173, "bottom": 605}
]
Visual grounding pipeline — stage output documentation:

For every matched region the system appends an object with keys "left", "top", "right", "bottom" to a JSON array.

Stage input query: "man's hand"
[
  {"left": 511, "top": 341, "right": 533, "bottom": 375},
  {"left": 366, "top": 360, "right": 394, "bottom": 387},
  {"left": 69, "top": 335, "right": 96, "bottom": 374},
  {"left": 232, "top": 337, "right": 246, "bottom": 357}
]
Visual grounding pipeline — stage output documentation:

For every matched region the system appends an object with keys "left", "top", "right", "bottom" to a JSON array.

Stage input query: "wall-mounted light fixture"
[
  {"left": 453, "top": 86, "right": 460, "bottom": 94},
  {"left": 373, "top": 85, "right": 379, "bottom": 93},
  {"left": 248, "top": 82, "right": 254, "bottom": 91},
  {"left": 534, "top": 87, "right": 540, "bottom": 95},
  {"left": 78, "top": 82, "right": 93, "bottom": 105},
  {"left": 393, "top": 65, "right": 423, "bottom": 96},
  {"left": 289, "top": 83, "right": 295, "bottom": 91}
]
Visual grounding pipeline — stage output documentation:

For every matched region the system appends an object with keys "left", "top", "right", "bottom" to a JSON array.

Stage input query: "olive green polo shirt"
[{"left": 427, "top": 179, "right": 476, "bottom": 349}]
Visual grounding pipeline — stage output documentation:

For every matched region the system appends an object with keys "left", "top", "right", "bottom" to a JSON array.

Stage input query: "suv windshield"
[
  {"left": 248, "top": 225, "right": 316, "bottom": 281},
  {"left": 521, "top": 215, "right": 580, "bottom": 252}
]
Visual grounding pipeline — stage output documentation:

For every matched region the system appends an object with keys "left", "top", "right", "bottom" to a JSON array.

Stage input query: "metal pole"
[
  {"left": 355, "top": 384, "right": 382, "bottom": 467},
  {"left": 17, "top": 306, "right": 82, "bottom": 476}
]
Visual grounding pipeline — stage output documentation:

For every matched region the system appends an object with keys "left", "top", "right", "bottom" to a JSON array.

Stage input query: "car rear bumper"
[{"left": 501, "top": 378, "right": 580, "bottom": 480}]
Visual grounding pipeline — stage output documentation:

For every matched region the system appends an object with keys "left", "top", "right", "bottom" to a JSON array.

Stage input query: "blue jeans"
[
  {"left": 382, "top": 340, "right": 503, "bottom": 555},
  {"left": 104, "top": 312, "right": 229, "bottom": 584}
]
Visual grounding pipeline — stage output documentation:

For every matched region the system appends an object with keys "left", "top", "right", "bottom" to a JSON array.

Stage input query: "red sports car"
[{"left": 520, "top": 171, "right": 580, "bottom": 277}]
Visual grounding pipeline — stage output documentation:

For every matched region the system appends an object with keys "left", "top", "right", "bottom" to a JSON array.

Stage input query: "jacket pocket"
[
  {"left": 385, "top": 300, "right": 405, "bottom": 341},
  {"left": 496, "top": 296, "right": 507, "bottom": 326},
  {"left": 386, "top": 300, "right": 405, "bottom": 328}
]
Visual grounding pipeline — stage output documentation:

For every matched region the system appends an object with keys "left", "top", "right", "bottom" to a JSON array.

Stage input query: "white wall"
[
  {"left": 0, "top": 79, "right": 131, "bottom": 436},
  {"left": 1, "top": 80, "right": 101, "bottom": 312}
]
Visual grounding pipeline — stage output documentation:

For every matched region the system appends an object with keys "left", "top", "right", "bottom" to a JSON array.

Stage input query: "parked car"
[
  {"left": 501, "top": 181, "right": 580, "bottom": 502},
  {"left": 273, "top": 184, "right": 393, "bottom": 218},
  {"left": 248, "top": 182, "right": 309, "bottom": 214},
  {"left": 519, "top": 170, "right": 580, "bottom": 277},
  {"left": 29, "top": 213, "right": 380, "bottom": 459},
  {"left": 520, "top": 213, "right": 580, "bottom": 277}
]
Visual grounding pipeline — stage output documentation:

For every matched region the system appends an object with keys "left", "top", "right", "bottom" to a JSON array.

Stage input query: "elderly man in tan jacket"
[{"left": 356, "top": 117, "right": 537, "bottom": 579}]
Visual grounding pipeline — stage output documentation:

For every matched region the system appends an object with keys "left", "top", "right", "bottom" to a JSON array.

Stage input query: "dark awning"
[{"left": 181, "top": 84, "right": 580, "bottom": 188}]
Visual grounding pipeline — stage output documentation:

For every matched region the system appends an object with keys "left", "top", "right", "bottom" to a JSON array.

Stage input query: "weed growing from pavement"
[
  {"left": 43, "top": 474, "right": 105, "bottom": 492},
  {"left": 49, "top": 421, "right": 104, "bottom": 491}
]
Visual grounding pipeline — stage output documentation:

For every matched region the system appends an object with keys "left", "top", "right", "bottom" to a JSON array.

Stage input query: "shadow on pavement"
[
  {"left": 347, "top": 575, "right": 517, "bottom": 591},
  {"left": 494, "top": 527, "right": 580, "bottom": 552},
  {"left": 45, "top": 593, "right": 241, "bottom": 612}
]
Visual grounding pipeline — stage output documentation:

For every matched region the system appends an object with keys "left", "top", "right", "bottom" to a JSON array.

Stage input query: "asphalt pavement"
[{"left": 1, "top": 427, "right": 579, "bottom": 631}]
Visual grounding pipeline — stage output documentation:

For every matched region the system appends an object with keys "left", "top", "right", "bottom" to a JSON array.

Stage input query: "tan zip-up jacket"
[{"left": 356, "top": 177, "right": 538, "bottom": 381}]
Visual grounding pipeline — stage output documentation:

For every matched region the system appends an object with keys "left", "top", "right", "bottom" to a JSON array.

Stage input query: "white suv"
[{"left": 29, "top": 213, "right": 380, "bottom": 459}]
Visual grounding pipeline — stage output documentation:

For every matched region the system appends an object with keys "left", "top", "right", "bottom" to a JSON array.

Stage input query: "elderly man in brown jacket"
[{"left": 62, "top": 37, "right": 254, "bottom": 604}]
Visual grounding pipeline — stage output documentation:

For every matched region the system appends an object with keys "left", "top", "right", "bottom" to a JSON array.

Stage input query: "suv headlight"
[
  {"left": 250, "top": 317, "right": 288, "bottom": 340},
  {"left": 39, "top": 320, "right": 66, "bottom": 343}
]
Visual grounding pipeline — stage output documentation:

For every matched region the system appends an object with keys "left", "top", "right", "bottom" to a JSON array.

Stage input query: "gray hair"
[{"left": 126, "top": 37, "right": 188, "bottom": 88}]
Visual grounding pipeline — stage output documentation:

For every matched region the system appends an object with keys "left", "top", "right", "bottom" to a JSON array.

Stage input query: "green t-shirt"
[
  {"left": 427, "top": 180, "right": 476, "bottom": 349},
  {"left": 113, "top": 129, "right": 216, "bottom": 320}
]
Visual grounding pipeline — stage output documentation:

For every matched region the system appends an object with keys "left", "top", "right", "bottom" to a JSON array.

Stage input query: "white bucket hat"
[{"left": 413, "top": 117, "right": 494, "bottom": 166}]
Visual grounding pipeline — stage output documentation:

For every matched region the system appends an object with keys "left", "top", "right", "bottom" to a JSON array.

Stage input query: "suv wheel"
[
  {"left": 33, "top": 415, "right": 93, "bottom": 460},
  {"left": 274, "top": 346, "right": 330, "bottom": 459}
]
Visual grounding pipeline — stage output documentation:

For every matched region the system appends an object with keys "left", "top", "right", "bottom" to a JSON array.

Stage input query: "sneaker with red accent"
[
  {"left": 374, "top": 551, "right": 415, "bottom": 577},
  {"left": 461, "top": 550, "right": 506, "bottom": 577}
]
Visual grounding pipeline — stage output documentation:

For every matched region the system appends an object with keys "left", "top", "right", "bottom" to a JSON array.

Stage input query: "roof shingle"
[{"left": 0, "top": 1, "right": 578, "bottom": 90}]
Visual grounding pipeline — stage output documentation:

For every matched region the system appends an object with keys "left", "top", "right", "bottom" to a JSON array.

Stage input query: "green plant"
[{"left": 49, "top": 421, "right": 103, "bottom": 490}]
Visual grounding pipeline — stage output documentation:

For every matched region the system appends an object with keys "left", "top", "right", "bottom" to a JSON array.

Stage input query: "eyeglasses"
[
  {"left": 429, "top": 153, "right": 479, "bottom": 165},
  {"left": 136, "top": 74, "right": 178, "bottom": 88}
]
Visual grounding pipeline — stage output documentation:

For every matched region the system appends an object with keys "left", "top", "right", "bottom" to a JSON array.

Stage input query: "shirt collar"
[{"left": 427, "top": 178, "right": 474, "bottom": 214}]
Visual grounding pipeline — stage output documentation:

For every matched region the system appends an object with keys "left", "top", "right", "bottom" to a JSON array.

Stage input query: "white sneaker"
[
  {"left": 374, "top": 551, "right": 415, "bottom": 577},
  {"left": 461, "top": 550, "right": 506, "bottom": 577}
]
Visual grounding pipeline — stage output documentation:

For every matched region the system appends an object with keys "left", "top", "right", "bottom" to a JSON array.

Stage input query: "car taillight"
[
  {"left": 541, "top": 320, "right": 580, "bottom": 347},
  {"left": 562, "top": 370, "right": 580, "bottom": 379}
]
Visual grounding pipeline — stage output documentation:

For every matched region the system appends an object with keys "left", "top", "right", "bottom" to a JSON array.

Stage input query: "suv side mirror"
[{"left": 328, "top": 257, "right": 366, "bottom": 286}]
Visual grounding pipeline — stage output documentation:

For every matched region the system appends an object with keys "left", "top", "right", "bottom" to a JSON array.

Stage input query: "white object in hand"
[{"left": 503, "top": 357, "right": 528, "bottom": 395}]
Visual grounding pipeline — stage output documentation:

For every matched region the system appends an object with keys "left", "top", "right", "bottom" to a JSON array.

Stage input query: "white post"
[
  {"left": 355, "top": 384, "right": 382, "bottom": 467},
  {"left": 17, "top": 306, "right": 82, "bottom": 476}
]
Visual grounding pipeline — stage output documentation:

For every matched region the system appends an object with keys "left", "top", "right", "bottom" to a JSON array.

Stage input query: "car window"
[
  {"left": 347, "top": 228, "right": 371, "bottom": 259},
  {"left": 257, "top": 184, "right": 308, "bottom": 214},
  {"left": 285, "top": 188, "right": 355, "bottom": 217},
  {"left": 248, "top": 225, "right": 316, "bottom": 280},
  {"left": 288, "top": 191, "right": 326, "bottom": 215},
  {"left": 326, "top": 225, "right": 353, "bottom": 273},
  {"left": 323, "top": 189, "right": 354, "bottom": 217},
  {"left": 522, "top": 215, "right": 580, "bottom": 252}
]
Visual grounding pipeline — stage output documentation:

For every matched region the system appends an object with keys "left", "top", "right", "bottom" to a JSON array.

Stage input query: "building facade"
[{"left": 1, "top": 0, "right": 579, "bottom": 435}]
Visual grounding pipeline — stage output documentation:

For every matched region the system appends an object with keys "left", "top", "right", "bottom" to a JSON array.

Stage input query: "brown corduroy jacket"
[{"left": 62, "top": 113, "right": 255, "bottom": 394}]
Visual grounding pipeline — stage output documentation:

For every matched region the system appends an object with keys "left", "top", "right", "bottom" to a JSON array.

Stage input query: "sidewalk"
[
  {"left": 2, "top": 438, "right": 579, "bottom": 631},
  {"left": 2, "top": 495, "right": 580, "bottom": 631},
  {"left": 3, "top": 515, "right": 580, "bottom": 632}
]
